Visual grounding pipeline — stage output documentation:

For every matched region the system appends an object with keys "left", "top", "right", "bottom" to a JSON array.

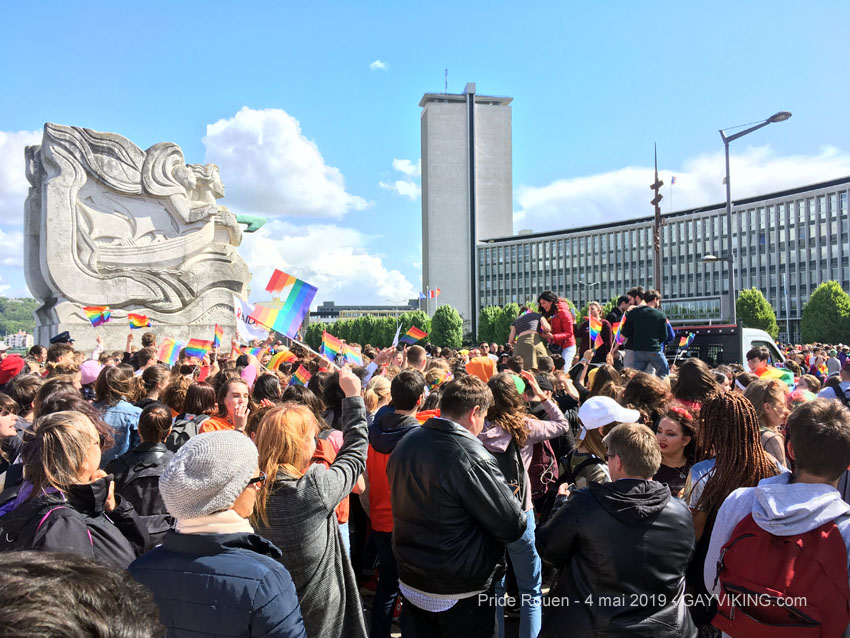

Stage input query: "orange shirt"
[{"left": 199, "top": 415, "right": 234, "bottom": 433}]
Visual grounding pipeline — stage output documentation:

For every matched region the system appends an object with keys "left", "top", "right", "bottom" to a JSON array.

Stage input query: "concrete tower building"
[{"left": 420, "top": 82, "right": 513, "bottom": 337}]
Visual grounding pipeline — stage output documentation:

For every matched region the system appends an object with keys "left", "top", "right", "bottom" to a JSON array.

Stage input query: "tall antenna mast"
[{"left": 444, "top": 68, "right": 448, "bottom": 93}]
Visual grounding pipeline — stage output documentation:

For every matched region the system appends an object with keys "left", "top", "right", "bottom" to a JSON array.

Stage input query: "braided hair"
[{"left": 696, "top": 392, "right": 778, "bottom": 516}]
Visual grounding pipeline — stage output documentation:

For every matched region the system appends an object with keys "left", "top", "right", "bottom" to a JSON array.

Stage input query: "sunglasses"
[{"left": 247, "top": 471, "right": 267, "bottom": 487}]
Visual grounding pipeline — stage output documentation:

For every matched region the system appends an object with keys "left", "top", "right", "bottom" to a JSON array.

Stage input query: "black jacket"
[
  {"left": 105, "top": 442, "right": 175, "bottom": 543},
  {"left": 536, "top": 479, "right": 696, "bottom": 638},
  {"left": 130, "top": 532, "right": 306, "bottom": 638},
  {"left": 0, "top": 477, "right": 149, "bottom": 569},
  {"left": 387, "top": 417, "right": 527, "bottom": 596}
]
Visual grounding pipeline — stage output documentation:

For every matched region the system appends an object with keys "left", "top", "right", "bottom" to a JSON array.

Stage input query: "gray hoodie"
[{"left": 704, "top": 472, "right": 850, "bottom": 637}]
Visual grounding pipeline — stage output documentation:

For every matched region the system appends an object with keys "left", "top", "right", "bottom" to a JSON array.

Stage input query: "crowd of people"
[{"left": 0, "top": 284, "right": 849, "bottom": 638}]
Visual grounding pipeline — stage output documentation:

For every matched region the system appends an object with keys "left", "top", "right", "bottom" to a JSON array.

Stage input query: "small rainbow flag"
[
  {"left": 213, "top": 324, "right": 223, "bottom": 349},
  {"left": 678, "top": 332, "right": 695, "bottom": 349},
  {"left": 612, "top": 318, "right": 625, "bottom": 345},
  {"left": 589, "top": 317, "right": 602, "bottom": 348},
  {"left": 343, "top": 344, "right": 363, "bottom": 366},
  {"left": 157, "top": 338, "right": 183, "bottom": 366},
  {"left": 83, "top": 306, "right": 111, "bottom": 327},
  {"left": 267, "top": 348, "right": 297, "bottom": 370},
  {"left": 240, "top": 346, "right": 264, "bottom": 358},
  {"left": 399, "top": 326, "right": 428, "bottom": 345},
  {"left": 127, "top": 313, "right": 151, "bottom": 329},
  {"left": 758, "top": 365, "right": 795, "bottom": 388},
  {"left": 184, "top": 339, "right": 213, "bottom": 360},
  {"left": 322, "top": 331, "right": 343, "bottom": 362},
  {"left": 289, "top": 365, "right": 311, "bottom": 386}
]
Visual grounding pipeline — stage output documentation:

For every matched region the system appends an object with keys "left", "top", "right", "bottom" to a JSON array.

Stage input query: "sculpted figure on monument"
[{"left": 24, "top": 123, "right": 251, "bottom": 349}]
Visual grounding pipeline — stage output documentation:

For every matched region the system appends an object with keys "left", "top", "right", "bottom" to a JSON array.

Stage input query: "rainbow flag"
[
  {"left": 678, "top": 332, "right": 695, "bottom": 349},
  {"left": 252, "top": 270, "right": 318, "bottom": 339},
  {"left": 83, "top": 306, "right": 111, "bottom": 327},
  {"left": 157, "top": 338, "right": 183, "bottom": 366},
  {"left": 399, "top": 326, "right": 428, "bottom": 345},
  {"left": 343, "top": 344, "right": 363, "bottom": 366},
  {"left": 322, "top": 331, "right": 343, "bottom": 362},
  {"left": 240, "top": 346, "right": 264, "bottom": 358},
  {"left": 184, "top": 339, "right": 213, "bottom": 360},
  {"left": 612, "top": 318, "right": 625, "bottom": 345},
  {"left": 213, "top": 324, "right": 223, "bottom": 349},
  {"left": 589, "top": 317, "right": 602, "bottom": 348},
  {"left": 758, "top": 365, "right": 795, "bottom": 388},
  {"left": 127, "top": 313, "right": 151, "bottom": 329},
  {"left": 289, "top": 364, "right": 311, "bottom": 386},
  {"left": 267, "top": 348, "right": 297, "bottom": 370}
]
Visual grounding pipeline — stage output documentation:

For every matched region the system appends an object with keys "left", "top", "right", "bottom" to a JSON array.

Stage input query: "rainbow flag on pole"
[
  {"left": 589, "top": 317, "right": 602, "bottom": 348},
  {"left": 213, "top": 324, "right": 223, "bottom": 349},
  {"left": 399, "top": 326, "right": 428, "bottom": 345},
  {"left": 678, "top": 332, "right": 696, "bottom": 349},
  {"left": 289, "top": 365, "right": 311, "bottom": 386},
  {"left": 612, "top": 318, "right": 625, "bottom": 345},
  {"left": 321, "top": 331, "right": 343, "bottom": 362},
  {"left": 128, "top": 313, "right": 151, "bottom": 329},
  {"left": 83, "top": 306, "right": 111, "bottom": 327},
  {"left": 251, "top": 269, "right": 318, "bottom": 339},
  {"left": 267, "top": 348, "right": 297, "bottom": 370},
  {"left": 184, "top": 339, "right": 213, "bottom": 360},
  {"left": 240, "top": 346, "right": 264, "bottom": 358},
  {"left": 343, "top": 344, "right": 364, "bottom": 366},
  {"left": 157, "top": 338, "right": 184, "bottom": 366}
]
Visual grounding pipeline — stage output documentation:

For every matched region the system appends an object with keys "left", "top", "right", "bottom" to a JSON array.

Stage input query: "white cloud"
[
  {"left": 0, "top": 227, "right": 24, "bottom": 267},
  {"left": 515, "top": 145, "right": 850, "bottom": 233},
  {"left": 379, "top": 157, "right": 421, "bottom": 199},
  {"left": 0, "top": 129, "right": 42, "bottom": 222},
  {"left": 369, "top": 59, "right": 387, "bottom": 71},
  {"left": 240, "top": 219, "right": 417, "bottom": 306},
  {"left": 204, "top": 107, "right": 370, "bottom": 219}
]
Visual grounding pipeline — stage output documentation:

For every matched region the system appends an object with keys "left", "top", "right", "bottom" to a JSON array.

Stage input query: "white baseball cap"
[{"left": 577, "top": 396, "right": 640, "bottom": 440}]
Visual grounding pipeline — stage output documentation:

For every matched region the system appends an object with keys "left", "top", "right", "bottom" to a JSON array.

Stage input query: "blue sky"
[{"left": 2, "top": 1, "right": 849, "bottom": 306}]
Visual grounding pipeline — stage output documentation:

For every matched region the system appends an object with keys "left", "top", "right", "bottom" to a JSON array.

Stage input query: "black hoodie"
[{"left": 368, "top": 405, "right": 420, "bottom": 454}]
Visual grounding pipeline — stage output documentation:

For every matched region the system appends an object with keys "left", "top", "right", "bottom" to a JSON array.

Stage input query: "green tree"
[
  {"left": 577, "top": 302, "right": 591, "bottom": 325},
  {"left": 477, "top": 306, "right": 501, "bottom": 343},
  {"left": 494, "top": 303, "right": 520, "bottom": 345},
  {"left": 431, "top": 305, "right": 463, "bottom": 348},
  {"left": 0, "top": 297, "right": 38, "bottom": 336},
  {"left": 304, "top": 322, "right": 324, "bottom": 350},
  {"left": 801, "top": 281, "right": 850, "bottom": 343},
  {"left": 736, "top": 288, "right": 779, "bottom": 340},
  {"left": 399, "top": 310, "right": 431, "bottom": 342}
]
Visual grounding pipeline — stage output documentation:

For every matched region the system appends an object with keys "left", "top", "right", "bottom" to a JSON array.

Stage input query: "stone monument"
[{"left": 24, "top": 123, "right": 252, "bottom": 351}]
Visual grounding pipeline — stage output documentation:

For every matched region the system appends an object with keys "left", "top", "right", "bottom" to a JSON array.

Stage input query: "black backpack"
[
  {"left": 165, "top": 414, "right": 209, "bottom": 452},
  {"left": 117, "top": 455, "right": 174, "bottom": 545},
  {"left": 0, "top": 496, "right": 76, "bottom": 553}
]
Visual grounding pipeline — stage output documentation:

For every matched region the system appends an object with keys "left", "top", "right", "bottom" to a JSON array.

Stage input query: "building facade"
[
  {"left": 309, "top": 300, "right": 421, "bottom": 324},
  {"left": 420, "top": 83, "right": 513, "bottom": 337},
  {"left": 5, "top": 331, "right": 34, "bottom": 349},
  {"left": 476, "top": 177, "right": 850, "bottom": 343}
]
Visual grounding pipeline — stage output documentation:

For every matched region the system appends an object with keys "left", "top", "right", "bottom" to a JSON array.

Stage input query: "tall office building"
[{"left": 420, "top": 82, "right": 513, "bottom": 336}]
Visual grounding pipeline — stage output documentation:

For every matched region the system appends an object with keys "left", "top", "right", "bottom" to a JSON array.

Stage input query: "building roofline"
[
  {"left": 419, "top": 92, "right": 513, "bottom": 107},
  {"left": 481, "top": 175, "right": 850, "bottom": 244}
]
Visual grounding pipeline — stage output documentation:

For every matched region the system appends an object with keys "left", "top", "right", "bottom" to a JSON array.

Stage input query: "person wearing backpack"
[
  {"left": 704, "top": 397, "right": 850, "bottom": 637},
  {"left": 478, "top": 371, "right": 572, "bottom": 638},
  {"left": 166, "top": 382, "right": 217, "bottom": 451},
  {"left": 818, "top": 361, "right": 850, "bottom": 404},
  {"left": 105, "top": 403, "right": 175, "bottom": 544}
]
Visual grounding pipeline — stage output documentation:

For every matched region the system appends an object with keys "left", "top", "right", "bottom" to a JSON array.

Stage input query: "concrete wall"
[{"left": 474, "top": 104, "right": 513, "bottom": 241}]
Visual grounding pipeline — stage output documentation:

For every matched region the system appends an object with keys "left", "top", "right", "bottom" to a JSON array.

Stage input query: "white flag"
[
  {"left": 234, "top": 295, "right": 270, "bottom": 342},
  {"left": 391, "top": 322, "right": 402, "bottom": 347}
]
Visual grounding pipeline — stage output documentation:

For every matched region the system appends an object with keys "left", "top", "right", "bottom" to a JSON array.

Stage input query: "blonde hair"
[
  {"left": 581, "top": 428, "right": 608, "bottom": 460},
  {"left": 364, "top": 376, "right": 391, "bottom": 414},
  {"left": 604, "top": 422, "right": 661, "bottom": 478},
  {"left": 22, "top": 411, "right": 98, "bottom": 499},
  {"left": 743, "top": 379, "right": 787, "bottom": 429},
  {"left": 253, "top": 403, "right": 319, "bottom": 526}
]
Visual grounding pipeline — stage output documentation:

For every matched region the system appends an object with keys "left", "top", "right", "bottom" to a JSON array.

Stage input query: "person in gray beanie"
[{"left": 129, "top": 431, "right": 306, "bottom": 638}]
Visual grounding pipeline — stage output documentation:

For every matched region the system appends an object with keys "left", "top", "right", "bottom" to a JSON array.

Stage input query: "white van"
[{"left": 664, "top": 324, "right": 785, "bottom": 368}]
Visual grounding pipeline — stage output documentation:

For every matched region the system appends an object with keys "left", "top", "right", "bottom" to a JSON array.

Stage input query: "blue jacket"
[
  {"left": 97, "top": 399, "right": 142, "bottom": 465},
  {"left": 130, "top": 531, "right": 306, "bottom": 638}
]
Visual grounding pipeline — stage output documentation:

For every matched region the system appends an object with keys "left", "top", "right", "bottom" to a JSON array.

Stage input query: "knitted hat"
[{"left": 159, "top": 431, "right": 258, "bottom": 520}]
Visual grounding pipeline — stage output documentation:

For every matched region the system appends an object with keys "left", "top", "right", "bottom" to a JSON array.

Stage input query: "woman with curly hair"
[
  {"left": 621, "top": 371, "right": 671, "bottom": 428},
  {"left": 478, "top": 371, "right": 572, "bottom": 638},
  {"left": 653, "top": 405, "right": 697, "bottom": 497}
]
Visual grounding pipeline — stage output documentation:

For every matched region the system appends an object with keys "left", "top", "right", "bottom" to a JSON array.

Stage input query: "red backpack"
[{"left": 712, "top": 513, "right": 850, "bottom": 638}]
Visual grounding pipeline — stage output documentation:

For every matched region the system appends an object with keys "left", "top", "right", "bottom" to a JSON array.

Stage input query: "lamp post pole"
[{"left": 718, "top": 111, "right": 791, "bottom": 326}]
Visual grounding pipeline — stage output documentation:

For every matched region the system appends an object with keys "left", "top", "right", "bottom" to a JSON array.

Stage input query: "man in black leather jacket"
[
  {"left": 536, "top": 422, "right": 696, "bottom": 638},
  {"left": 387, "top": 375, "right": 527, "bottom": 638}
]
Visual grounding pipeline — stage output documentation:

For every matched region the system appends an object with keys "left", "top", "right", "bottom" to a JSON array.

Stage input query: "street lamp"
[
  {"left": 720, "top": 111, "right": 791, "bottom": 325},
  {"left": 578, "top": 280, "right": 600, "bottom": 310}
]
